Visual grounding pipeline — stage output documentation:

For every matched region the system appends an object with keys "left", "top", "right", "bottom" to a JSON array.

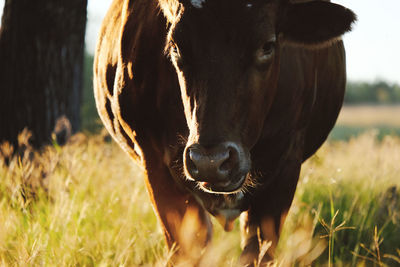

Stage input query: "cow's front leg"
[
  {"left": 144, "top": 161, "right": 212, "bottom": 263},
  {"left": 239, "top": 208, "right": 289, "bottom": 266},
  {"left": 239, "top": 163, "right": 300, "bottom": 266}
]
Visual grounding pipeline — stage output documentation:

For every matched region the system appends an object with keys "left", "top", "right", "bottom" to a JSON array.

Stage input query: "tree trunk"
[{"left": 0, "top": 0, "right": 87, "bottom": 148}]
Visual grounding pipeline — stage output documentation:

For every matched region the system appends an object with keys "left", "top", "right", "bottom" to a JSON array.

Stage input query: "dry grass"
[
  {"left": 283, "top": 131, "right": 400, "bottom": 266},
  {"left": 337, "top": 105, "right": 400, "bottom": 127},
  {"left": 0, "top": 130, "right": 399, "bottom": 266}
]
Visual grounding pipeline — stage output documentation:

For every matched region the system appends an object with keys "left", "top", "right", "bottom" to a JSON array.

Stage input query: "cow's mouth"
[{"left": 198, "top": 174, "right": 247, "bottom": 194}]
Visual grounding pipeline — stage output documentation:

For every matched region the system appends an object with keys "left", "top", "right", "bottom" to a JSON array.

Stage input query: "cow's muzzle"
[{"left": 184, "top": 142, "right": 250, "bottom": 193}]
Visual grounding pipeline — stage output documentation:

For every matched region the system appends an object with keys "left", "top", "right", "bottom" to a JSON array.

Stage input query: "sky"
[
  {"left": 0, "top": 0, "right": 399, "bottom": 84},
  {"left": 336, "top": 0, "right": 400, "bottom": 84}
]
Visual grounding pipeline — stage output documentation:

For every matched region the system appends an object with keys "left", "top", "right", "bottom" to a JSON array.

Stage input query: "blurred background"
[{"left": 0, "top": 0, "right": 399, "bottom": 141}]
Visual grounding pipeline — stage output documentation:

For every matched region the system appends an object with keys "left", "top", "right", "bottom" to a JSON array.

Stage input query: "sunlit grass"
[
  {"left": 281, "top": 131, "right": 400, "bottom": 266},
  {"left": 0, "top": 131, "right": 164, "bottom": 266},
  {"left": 0, "top": 130, "right": 399, "bottom": 266}
]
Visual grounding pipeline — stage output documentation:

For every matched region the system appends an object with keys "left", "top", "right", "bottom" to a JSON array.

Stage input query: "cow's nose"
[
  {"left": 184, "top": 142, "right": 248, "bottom": 192},
  {"left": 187, "top": 145, "right": 232, "bottom": 181}
]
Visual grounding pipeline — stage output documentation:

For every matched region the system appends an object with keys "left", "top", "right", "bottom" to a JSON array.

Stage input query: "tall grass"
[
  {"left": 281, "top": 131, "right": 400, "bottom": 266},
  {"left": 0, "top": 130, "right": 399, "bottom": 266},
  {"left": 0, "top": 131, "right": 165, "bottom": 266}
]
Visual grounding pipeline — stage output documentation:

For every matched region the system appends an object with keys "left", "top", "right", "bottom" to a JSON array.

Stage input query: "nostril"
[
  {"left": 186, "top": 149, "right": 199, "bottom": 177},
  {"left": 219, "top": 147, "right": 239, "bottom": 172},
  {"left": 188, "top": 148, "right": 199, "bottom": 163}
]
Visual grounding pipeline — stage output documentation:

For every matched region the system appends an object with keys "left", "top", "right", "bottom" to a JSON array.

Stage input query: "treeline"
[{"left": 344, "top": 80, "right": 400, "bottom": 104}]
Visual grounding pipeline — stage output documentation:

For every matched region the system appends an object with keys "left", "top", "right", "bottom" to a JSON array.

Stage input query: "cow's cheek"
[{"left": 239, "top": 72, "right": 274, "bottom": 147}]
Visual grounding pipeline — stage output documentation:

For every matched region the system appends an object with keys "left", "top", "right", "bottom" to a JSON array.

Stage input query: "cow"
[{"left": 94, "top": 0, "right": 355, "bottom": 265}]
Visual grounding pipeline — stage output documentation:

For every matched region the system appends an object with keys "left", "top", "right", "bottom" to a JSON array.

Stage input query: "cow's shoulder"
[
  {"left": 94, "top": 0, "right": 160, "bottom": 164},
  {"left": 94, "top": 0, "right": 185, "bottom": 164}
]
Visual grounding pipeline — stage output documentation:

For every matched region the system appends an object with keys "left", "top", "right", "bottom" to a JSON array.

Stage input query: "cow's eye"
[
  {"left": 256, "top": 40, "right": 276, "bottom": 66},
  {"left": 170, "top": 42, "right": 179, "bottom": 56},
  {"left": 169, "top": 42, "right": 184, "bottom": 68}
]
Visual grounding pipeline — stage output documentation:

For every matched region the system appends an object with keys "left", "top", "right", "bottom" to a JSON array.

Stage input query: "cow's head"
[{"left": 160, "top": 0, "right": 355, "bottom": 194}]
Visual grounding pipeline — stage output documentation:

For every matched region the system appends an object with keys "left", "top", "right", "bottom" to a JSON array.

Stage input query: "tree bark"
[{"left": 0, "top": 0, "right": 87, "bottom": 148}]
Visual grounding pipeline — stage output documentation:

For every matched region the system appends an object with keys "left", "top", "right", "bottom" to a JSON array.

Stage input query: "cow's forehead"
[
  {"left": 173, "top": 0, "right": 278, "bottom": 45},
  {"left": 180, "top": 0, "right": 278, "bottom": 28}
]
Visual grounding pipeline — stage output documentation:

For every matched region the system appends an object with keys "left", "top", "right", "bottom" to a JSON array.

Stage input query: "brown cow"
[{"left": 94, "top": 0, "right": 355, "bottom": 265}]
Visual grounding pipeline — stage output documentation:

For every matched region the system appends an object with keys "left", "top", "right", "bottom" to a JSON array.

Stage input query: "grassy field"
[
  {"left": 0, "top": 129, "right": 399, "bottom": 266},
  {"left": 337, "top": 106, "right": 400, "bottom": 127}
]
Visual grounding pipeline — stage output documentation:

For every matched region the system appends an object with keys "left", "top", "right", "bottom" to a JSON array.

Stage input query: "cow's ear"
[{"left": 279, "top": 1, "right": 356, "bottom": 46}]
